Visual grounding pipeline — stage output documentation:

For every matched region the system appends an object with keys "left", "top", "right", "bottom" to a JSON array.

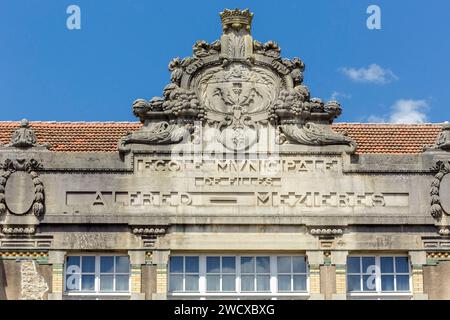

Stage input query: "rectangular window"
[
  {"left": 277, "top": 256, "right": 308, "bottom": 292},
  {"left": 65, "top": 255, "right": 130, "bottom": 294},
  {"left": 169, "top": 256, "right": 200, "bottom": 292},
  {"left": 347, "top": 256, "right": 411, "bottom": 294},
  {"left": 168, "top": 255, "right": 309, "bottom": 297},
  {"left": 206, "top": 256, "right": 236, "bottom": 292}
]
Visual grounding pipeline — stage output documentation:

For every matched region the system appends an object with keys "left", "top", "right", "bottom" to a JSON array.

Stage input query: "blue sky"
[{"left": 1, "top": 0, "right": 449, "bottom": 123}]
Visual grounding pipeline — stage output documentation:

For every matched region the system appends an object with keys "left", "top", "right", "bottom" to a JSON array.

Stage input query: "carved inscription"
[
  {"left": 195, "top": 177, "right": 280, "bottom": 187},
  {"left": 66, "top": 191, "right": 408, "bottom": 208},
  {"left": 136, "top": 158, "right": 340, "bottom": 173}
]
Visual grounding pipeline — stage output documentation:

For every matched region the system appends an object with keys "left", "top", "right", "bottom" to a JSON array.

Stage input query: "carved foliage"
[
  {"left": 0, "top": 159, "right": 45, "bottom": 216},
  {"left": 5, "top": 119, "right": 49, "bottom": 149},
  {"left": 119, "top": 9, "right": 357, "bottom": 153},
  {"left": 278, "top": 122, "right": 357, "bottom": 153},
  {"left": 430, "top": 161, "right": 450, "bottom": 220}
]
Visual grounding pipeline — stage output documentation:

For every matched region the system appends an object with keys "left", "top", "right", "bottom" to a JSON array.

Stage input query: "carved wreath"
[
  {"left": 430, "top": 160, "right": 450, "bottom": 220},
  {"left": 0, "top": 159, "right": 45, "bottom": 216}
]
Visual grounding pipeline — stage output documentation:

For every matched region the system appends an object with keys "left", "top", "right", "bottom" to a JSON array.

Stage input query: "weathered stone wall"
[
  {"left": 0, "top": 260, "right": 51, "bottom": 300},
  {"left": 320, "top": 265, "right": 336, "bottom": 300},
  {"left": 142, "top": 265, "right": 157, "bottom": 300},
  {"left": 424, "top": 261, "right": 450, "bottom": 299}
]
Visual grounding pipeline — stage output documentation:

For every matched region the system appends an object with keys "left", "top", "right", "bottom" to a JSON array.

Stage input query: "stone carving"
[
  {"left": 310, "top": 228, "right": 344, "bottom": 236},
  {"left": 1, "top": 226, "right": 36, "bottom": 234},
  {"left": 19, "top": 260, "right": 48, "bottom": 300},
  {"left": 425, "top": 124, "right": 450, "bottom": 151},
  {"left": 131, "top": 227, "right": 166, "bottom": 235},
  {"left": 0, "top": 158, "right": 45, "bottom": 216},
  {"left": 278, "top": 122, "right": 357, "bottom": 153},
  {"left": 5, "top": 119, "right": 49, "bottom": 149},
  {"left": 119, "top": 8, "right": 357, "bottom": 153},
  {"left": 430, "top": 161, "right": 450, "bottom": 219}
]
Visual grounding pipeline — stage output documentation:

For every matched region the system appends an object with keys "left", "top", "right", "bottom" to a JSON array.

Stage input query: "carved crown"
[{"left": 220, "top": 8, "right": 253, "bottom": 32}]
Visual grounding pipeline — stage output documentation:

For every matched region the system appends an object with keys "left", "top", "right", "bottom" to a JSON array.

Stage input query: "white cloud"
[
  {"left": 340, "top": 64, "right": 398, "bottom": 84},
  {"left": 330, "top": 91, "right": 352, "bottom": 100},
  {"left": 367, "top": 99, "right": 429, "bottom": 124}
]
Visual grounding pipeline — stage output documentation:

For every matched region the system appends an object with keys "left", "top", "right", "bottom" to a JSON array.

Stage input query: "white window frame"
[
  {"left": 346, "top": 254, "right": 412, "bottom": 299},
  {"left": 168, "top": 254, "right": 310, "bottom": 299},
  {"left": 169, "top": 256, "right": 200, "bottom": 292},
  {"left": 205, "top": 256, "right": 236, "bottom": 292},
  {"left": 276, "top": 256, "right": 309, "bottom": 293},
  {"left": 64, "top": 254, "right": 131, "bottom": 296}
]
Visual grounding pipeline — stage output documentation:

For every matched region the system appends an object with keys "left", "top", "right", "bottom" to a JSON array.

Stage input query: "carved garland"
[
  {"left": 0, "top": 159, "right": 45, "bottom": 216},
  {"left": 430, "top": 160, "right": 450, "bottom": 220}
]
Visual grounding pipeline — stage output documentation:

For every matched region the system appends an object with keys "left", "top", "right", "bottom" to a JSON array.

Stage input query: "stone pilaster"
[
  {"left": 47, "top": 250, "right": 66, "bottom": 300},
  {"left": 331, "top": 251, "right": 348, "bottom": 300},
  {"left": 409, "top": 251, "right": 428, "bottom": 300},
  {"left": 306, "top": 251, "right": 324, "bottom": 299},
  {"left": 128, "top": 250, "right": 145, "bottom": 300},
  {"left": 151, "top": 250, "right": 170, "bottom": 300}
]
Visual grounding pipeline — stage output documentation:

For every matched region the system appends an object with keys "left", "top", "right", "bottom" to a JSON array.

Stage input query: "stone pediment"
[{"left": 118, "top": 8, "right": 356, "bottom": 154}]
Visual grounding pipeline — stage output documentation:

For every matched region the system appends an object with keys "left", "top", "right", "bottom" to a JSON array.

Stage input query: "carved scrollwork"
[
  {"left": 424, "top": 124, "right": 450, "bottom": 152},
  {"left": 119, "top": 9, "right": 358, "bottom": 153},
  {"left": 430, "top": 161, "right": 450, "bottom": 220},
  {"left": 0, "top": 158, "right": 45, "bottom": 216},
  {"left": 5, "top": 119, "right": 50, "bottom": 149},
  {"left": 277, "top": 122, "right": 357, "bottom": 153}
]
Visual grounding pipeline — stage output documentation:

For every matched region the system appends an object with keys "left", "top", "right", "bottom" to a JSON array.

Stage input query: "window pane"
[
  {"left": 256, "top": 257, "right": 270, "bottom": 273},
  {"left": 222, "top": 275, "right": 235, "bottom": 291},
  {"left": 185, "top": 275, "right": 199, "bottom": 291},
  {"left": 116, "top": 275, "right": 129, "bottom": 292},
  {"left": 67, "top": 256, "right": 80, "bottom": 269},
  {"left": 362, "top": 275, "right": 377, "bottom": 291},
  {"left": 100, "top": 275, "right": 114, "bottom": 291},
  {"left": 65, "top": 274, "right": 80, "bottom": 291},
  {"left": 115, "top": 256, "right": 130, "bottom": 273},
  {"left": 380, "top": 257, "right": 394, "bottom": 273},
  {"left": 222, "top": 257, "right": 236, "bottom": 273},
  {"left": 169, "top": 275, "right": 183, "bottom": 292},
  {"left": 206, "top": 257, "right": 220, "bottom": 273},
  {"left": 100, "top": 256, "right": 114, "bottom": 273},
  {"left": 278, "top": 275, "right": 291, "bottom": 291},
  {"left": 185, "top": 257, "right": 199, "bottom": 273},
  {"left": 347, "top": 257, "right": 361, "bottom": 273},
  {"left": 170, "top": 257, "right": 183, "bottom": 273},
  {"left": 381, "top": 275, "right": 395, "bottom": 291},
  {"left": 395, "top": 257, "right": 409, "bottom": 273},
  {"left": 347, "top": 275, "right": 361, "bottom": 292},
  {"left": 362, "top": 257, "right": 376, "bottom": 274},
  {"left": 241, "top": 275, "right": 255, "bottom": 291},
  {"left": 292, "top": 256, "right": 307, "bottom": 273},
  {"left": 81, "top": 256, "right": 95, "bottom": 273},
  {"left": 396, "top": 275, "right": 410, "bottom": 291},
  {"left": 256, "top": 275, "right": 270, "bottom": 291},
  {"left": 277, "top": 257, "right": 291, "bottom": 274},
  {"left": 241, "top": 257, "right": 254, "bottom": 274},
  {"left": 293, "top": 275, "right": 307, "bottom": 291},
  {"left": 81, "top": 275, "right": 95, "bottom": 291},
  {"left": 206, "top": 275, "right": 220, "bottom": 291}
]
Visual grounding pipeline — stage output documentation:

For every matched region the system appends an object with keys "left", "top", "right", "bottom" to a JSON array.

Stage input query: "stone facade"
[{"left": 1, "top": 8, "right": 450, "bottom": 300}]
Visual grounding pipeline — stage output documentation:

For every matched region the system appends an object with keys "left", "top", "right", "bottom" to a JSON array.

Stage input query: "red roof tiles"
[{"left": 0, "top": 121, "right": 443, "bottom": 154}]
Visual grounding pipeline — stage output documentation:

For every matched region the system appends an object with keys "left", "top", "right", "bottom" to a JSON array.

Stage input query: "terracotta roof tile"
[{"left": 0, "top": 121, "right": 443, "bottom": 154}]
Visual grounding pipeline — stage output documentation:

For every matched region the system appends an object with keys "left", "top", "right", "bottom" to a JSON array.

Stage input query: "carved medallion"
[
  {"left": 5, "top": 171, "right": 34, "bottom": 215},
  {"left": 196, "top": 63, "right": 278, "bottom": 116},
  {"left": 0, "top": 158, "right": 45, "bottom": 216},
  {"left": 440, "top": 174, "right": 450, "bottom": 214}
]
